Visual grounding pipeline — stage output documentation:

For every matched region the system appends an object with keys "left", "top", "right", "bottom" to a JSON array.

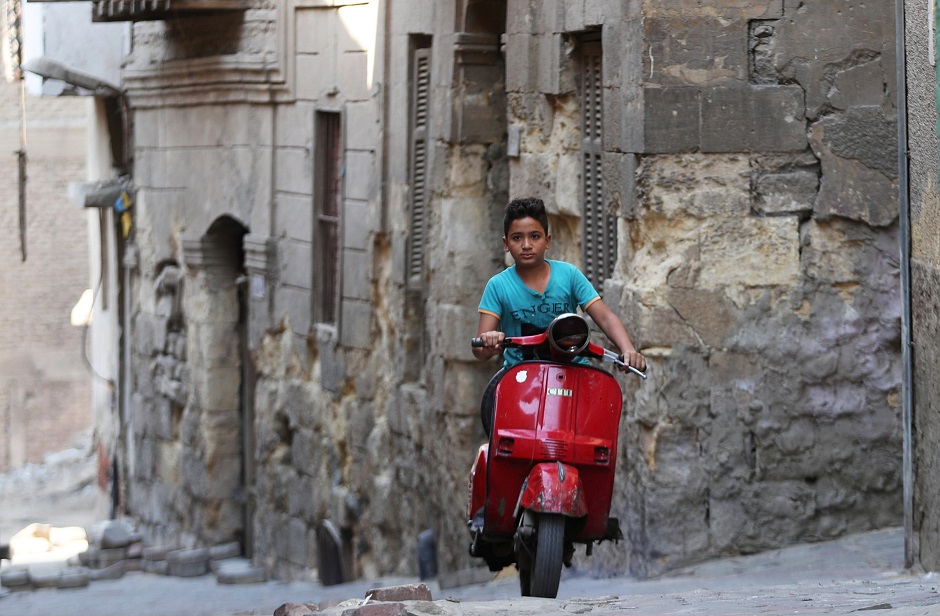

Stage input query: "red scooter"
[{"left": 468, "top": 313, "right": 645, "bottom": 598}]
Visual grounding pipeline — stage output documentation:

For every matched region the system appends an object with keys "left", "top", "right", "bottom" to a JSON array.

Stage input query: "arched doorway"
[{"left": 182, "top": 215, "right": 254, "bottom": 554}]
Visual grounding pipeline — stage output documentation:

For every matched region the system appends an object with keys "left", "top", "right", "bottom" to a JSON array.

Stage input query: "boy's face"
[{"left": 503, "top": 216, "right": 551, "bottom": 268}]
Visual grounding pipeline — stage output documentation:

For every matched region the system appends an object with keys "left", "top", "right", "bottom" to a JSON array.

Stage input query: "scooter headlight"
[{"left": 547, "top": 313, "right": 590, "bottom": 357}]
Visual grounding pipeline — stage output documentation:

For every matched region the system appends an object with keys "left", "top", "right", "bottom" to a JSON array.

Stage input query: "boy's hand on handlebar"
[
  {"left": 619, "top": 349, "right": 647, "bottom": 374},
  {"left": 473, "top": 330, "right": 505, "bottom": 360}
]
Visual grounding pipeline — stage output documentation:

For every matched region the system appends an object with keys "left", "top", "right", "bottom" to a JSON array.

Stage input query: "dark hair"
[{"left": 504, "top": 197, "right": 550, "bottom": 237}]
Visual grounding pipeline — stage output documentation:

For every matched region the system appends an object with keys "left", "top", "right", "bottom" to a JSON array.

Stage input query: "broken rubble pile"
[
  {"left": 0, "top": 518, "right": 267, "bottom": 592},
  {"left": 274, "top": 583, "right": 439, "bottom": 616}
]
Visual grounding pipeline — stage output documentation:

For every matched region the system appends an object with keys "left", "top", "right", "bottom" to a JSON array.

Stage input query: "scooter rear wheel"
[{"left": 530, "top": 513, "right": 564, "bottom": 598}]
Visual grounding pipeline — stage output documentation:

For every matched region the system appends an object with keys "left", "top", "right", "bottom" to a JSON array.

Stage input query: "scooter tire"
[{"left": 531, "top": 513, "right": 564, "bottom": 598}]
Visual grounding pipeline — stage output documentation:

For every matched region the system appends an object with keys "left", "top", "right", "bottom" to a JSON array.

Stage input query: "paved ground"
[
  {"left": 2, "top": 443, "right": 939, "bottom": 615},
  {"left": 1, "top": 527, "right": 938, "bottom": 615}
]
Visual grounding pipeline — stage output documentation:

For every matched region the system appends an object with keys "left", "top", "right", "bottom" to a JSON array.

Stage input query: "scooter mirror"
[{"left": 547, "top": 313, "right": 590, "bottom": 357}]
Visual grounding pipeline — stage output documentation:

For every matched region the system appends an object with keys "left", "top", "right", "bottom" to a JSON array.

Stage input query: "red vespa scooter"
[{"left": 468, "top": 313, "right": 646, "bottom": 598}]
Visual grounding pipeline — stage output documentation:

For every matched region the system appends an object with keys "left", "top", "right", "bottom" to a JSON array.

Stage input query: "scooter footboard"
[{"left": 518, "top": 462, "right": 587, "bottom": 518}]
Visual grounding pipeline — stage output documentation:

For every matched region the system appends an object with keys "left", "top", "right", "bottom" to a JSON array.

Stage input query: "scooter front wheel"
[{"left": 530, "top": 513, "right": 564, "bottom": 598}]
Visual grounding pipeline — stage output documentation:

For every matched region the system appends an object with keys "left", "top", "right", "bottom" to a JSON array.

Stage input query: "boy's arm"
[
  {"left": 474, "top": 312, "right": 505, "bottom": 361},
  {"left": 585, "top": 299, "right": 647, "bottom": 372}
]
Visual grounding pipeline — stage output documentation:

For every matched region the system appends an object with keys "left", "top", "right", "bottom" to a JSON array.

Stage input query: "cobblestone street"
[{"left": 3, "top": 526, "right": 938, "bottom": 615}]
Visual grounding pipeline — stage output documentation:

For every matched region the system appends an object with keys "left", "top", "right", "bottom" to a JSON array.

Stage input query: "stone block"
[
  {"left": 167, "top": 547, "right": 211, "bottom": 577},
  {"left": 57, "top": 568, "right": 91, "bottom": 589},
  {"left": 506, "top": 33, "right": 535, "bottom": 93},
  {"left": 641, "top": 87, "right": 700, "bottom": 153},
  {"left": 276, "top": 194, "right": 314, "bottom": 244},
  {"left": 345, "top": 150, "right": 375, "bottom": 201},
  {"left": 343, "top": 199, "right": 371, "bottom": 251},
  {"left": 276, "top": 146, "right": 312, "bottom": 196},
  {"left": 699, "top": 216, "right": 800, "bottom": 288},
  {"left": 91, "top": 560, "right": 126, "bottom": 581},
  {"left": 342, "top": 248, "right": 371, "bottom": 301},
  {"left": 536, "top": 33, "right": 564, "bottom": 95},
  {"left": 275, "top": 286, "right": 313, "bottom": 340},
  {"left": 142, "top": 559, "right": 169, "bottom": 575},
  {"left": 749, "top": 85, "right": 807, "bottom": 152},
  {"left": 342, "top": 603, "right": 406, "bottom": 616},
  {"left": 274, "top": 603, "right": 319, "bottom": 616},
  {"left": 752, "top": 170, "right": 818, "bottom": 215},
  {"left": 701, "top": 85, "right": 805, "bottom": 153},
  {"left": 810, "top": 110, "right": 898, "bottom": 227},
  {"left": 214, "top": 557, "right": 268, "bottom": 584},
  {"left": 31, "top": 566, "right": 63, "bottom": 589},
  {"left": 701, "top": 87, "right": 751, "bottom": 152},
  {"left": 345, "top": 102, "right": 375, "bottom": 152},
  {"left": 96, "top": 547, "right": 127, "bottom": 569},
  {"left": 275, "top": 102, "right": 314, "bottom": 148},
  {"left": 100, "top": 520, "right": 136, "bottom": 549},
  {"left": 340, "top": 299, "right": 373, "bottom": 350},
  {"left": 0, "top": 567, "right": 29, "bottom": 589},
  {"left": 665, "top": 287, "right": 737, "bottom": 348},
  {"left": 644, "top": 15, "right": 746, "bottom": 86},
  {"left": 366, "top": 582, "right": 432, "bottom": 602},
  {"left": 209, "top": 541, "right": 241, "bottom": 561}
]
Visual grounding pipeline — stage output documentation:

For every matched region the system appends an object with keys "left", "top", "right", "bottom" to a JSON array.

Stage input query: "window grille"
[
  {"left": 314, "top": 111, "right": 342, "bottom": 324},
  {"left": 580, "top": 38, "right": 616, "bottom": 290},
  {"left": 408, "top": 46, "right": 431, "bottom": 283}
]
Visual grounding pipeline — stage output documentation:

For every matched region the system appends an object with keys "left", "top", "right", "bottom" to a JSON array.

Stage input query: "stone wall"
[
  {"left": 0, "top": 81, "right": 91, "bottom": 472},
  {"left": 903, "top": 0, "right": 940, "bottom": 572},
  {"left": 118, "top": 0, "right": 903, "bottom": 583},
  {"left": 504, "top": 0, "right": 901, "bottom": 577}
]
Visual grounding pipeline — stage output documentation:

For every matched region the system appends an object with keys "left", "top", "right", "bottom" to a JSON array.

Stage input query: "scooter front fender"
[{"left": 517, "top": 462, "right": 587, "bottom": 518}]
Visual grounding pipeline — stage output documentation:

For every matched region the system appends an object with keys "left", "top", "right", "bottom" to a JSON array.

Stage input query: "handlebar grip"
[{"left": 471, "top": 338, "right": 484, "bottom": 348}]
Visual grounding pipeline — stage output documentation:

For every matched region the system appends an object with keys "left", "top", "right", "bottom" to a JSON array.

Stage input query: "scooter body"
[{"left": 467, "top": 314, "right": 643, "bottom": 598}]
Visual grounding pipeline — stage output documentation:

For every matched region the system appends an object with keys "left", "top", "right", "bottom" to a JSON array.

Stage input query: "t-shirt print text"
[{"left": 510, "top": 301, "right": 574, "bottom": 321}]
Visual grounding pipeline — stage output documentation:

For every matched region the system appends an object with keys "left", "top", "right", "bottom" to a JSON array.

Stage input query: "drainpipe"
[{"left": 894, "top": 0, "right": 915, "bottom": 571}]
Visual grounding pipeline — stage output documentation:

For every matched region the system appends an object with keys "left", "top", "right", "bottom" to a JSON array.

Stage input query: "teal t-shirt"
[{"left": 478, "top": 260, "right": 600, "bottom": 367}]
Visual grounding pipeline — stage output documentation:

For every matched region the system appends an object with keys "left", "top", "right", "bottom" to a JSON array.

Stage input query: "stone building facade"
[
  {"left": 901, "top": 0, "right": 940, "bottom": 573},
  {"left": 87, "top": 0, "right": 902, "bottom": 580},
  {"left": 0, "top": 80, "right": 91, "bottom": 473}
]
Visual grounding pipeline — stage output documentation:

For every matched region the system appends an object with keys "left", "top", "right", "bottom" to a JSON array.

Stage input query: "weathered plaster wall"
[
  {"left": 0, "top": 83, "right": 91, "bottom": 473},
  {"left": 904, "top": 0, "right": 940, "bottom": 572}
]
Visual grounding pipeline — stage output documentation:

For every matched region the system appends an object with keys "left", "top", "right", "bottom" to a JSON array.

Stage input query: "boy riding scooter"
[
  {"left": 473, "top": 197, "right": 646, "bottom": 430},
  {"left": 467, "top": 197, "right": 646, "bottom": 597}
]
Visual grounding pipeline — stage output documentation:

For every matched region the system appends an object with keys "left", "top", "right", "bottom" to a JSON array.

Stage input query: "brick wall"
[{"left": 0, "top": 80, "right": 91, "bottom": 472}]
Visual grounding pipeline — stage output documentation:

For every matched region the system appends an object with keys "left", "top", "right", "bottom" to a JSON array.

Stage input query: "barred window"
[
  {"left": 407, "top": 43, "right": 431, "bottom": 284},
  {"left": 579, "top": 36, "right": 616, "bottom": 291},
  {"left": 314, "top": 110, "right": 342, "bottom": 324}
]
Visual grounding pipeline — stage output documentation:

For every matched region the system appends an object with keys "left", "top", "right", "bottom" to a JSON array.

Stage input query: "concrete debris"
[{"left": 0, "top": 516, "right": 260, "bottom": 591}]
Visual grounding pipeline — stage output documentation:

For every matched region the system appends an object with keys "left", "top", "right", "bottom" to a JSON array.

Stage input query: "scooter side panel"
[
  {"left": 468, "top": 444, "right": 488, "bottom": 518},
  {"left": 571, "top": 368, "right": 623, "bottom": 540}
]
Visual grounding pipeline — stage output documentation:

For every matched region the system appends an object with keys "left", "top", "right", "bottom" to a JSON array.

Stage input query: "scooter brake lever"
[{"left": 604, "top": 349, "right": 648, "bottom": 379}]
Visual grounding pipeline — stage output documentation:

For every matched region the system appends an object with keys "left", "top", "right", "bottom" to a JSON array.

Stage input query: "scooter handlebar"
[{"left": 471, "top": 338, "right": 483, "bottom": 348}]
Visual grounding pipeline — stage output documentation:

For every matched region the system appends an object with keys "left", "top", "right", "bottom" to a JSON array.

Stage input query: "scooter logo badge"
[
  {"left": 548, "top": 388, "right": 573, "bottom": 397},
  {"left": 516, "top": 370, "right": 528, "bottom": 383}
]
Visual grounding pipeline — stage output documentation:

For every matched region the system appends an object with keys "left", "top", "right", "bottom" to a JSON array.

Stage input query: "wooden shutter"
[
  {"left": 580, "top": 39, "right": 615, "bottom": 290},
  {"left": 408, "top": 47, "right": 431, "bottom": 283},
  {"left": 315, "top": 111, "right": 342, "bottom": 324}
]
